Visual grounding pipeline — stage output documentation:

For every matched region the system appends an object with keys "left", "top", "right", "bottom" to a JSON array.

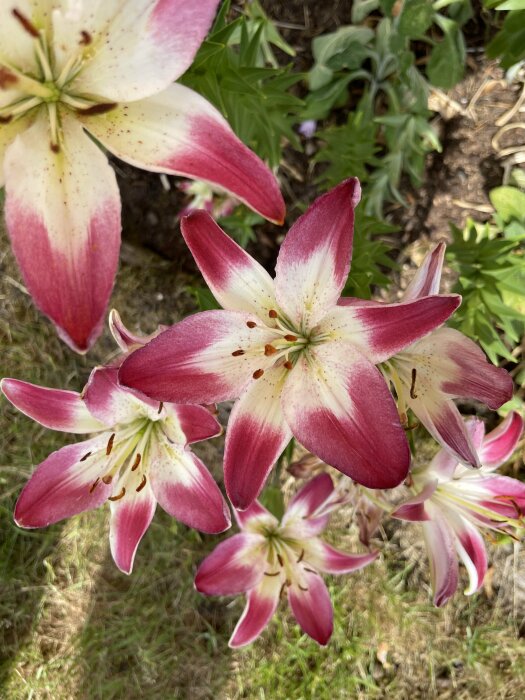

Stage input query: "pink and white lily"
[
  {"left": 177, "top": 179, "right": 239, "bottom": 220},
  {"left": 393, "top": 411, "right": 524, "bottom": 606},
  {"left": 345, "top": 243, "right": 513, "bottom": 468},
  {"left": 120, "top": 178, "right": 461, "bottom": 509},
  {"left": 2, "top": 318, "right": 230, "bottom": 574},
  {"left": 195, "top": 473, "right": 377, "bottom": 647},
  {"left": 0, "top": 0, "right": 284, "bottom": 353}
]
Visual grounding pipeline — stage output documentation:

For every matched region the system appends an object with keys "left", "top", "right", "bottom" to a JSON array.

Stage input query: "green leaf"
[
  {"left": 309, "top": 26, "right": 374, "bottom": 90},
  {"left": 260, "top": 487, "right": 285, "bottom": 521},
  {"left": 495, "top": 0, "right": 525, "bottom": 9},
  {"left": 398, "top": 0, "right": 435, "bottom": 37},
  {"left": 489, "top": 186, "right": 525, "bottom": 223},
  {"left": 427, "top": 28, "right": 465, "bottom": 88},
  {"left": 186, "top": 286, "right": 220, "bottom": 312}
]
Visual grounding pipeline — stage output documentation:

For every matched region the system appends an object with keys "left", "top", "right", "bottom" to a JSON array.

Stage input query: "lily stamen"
[
  {"left": 108, "top": 487, "right": 126, "bottom": 502},
  {"left": 106, "top": 433, "right": 116, "bottom": 456},
  {"left": 12, "top": 8, "right": 39, "bottom": 38},
  {"left": 136, "top": 474, "right": 147, "bottom": 493},
  {"left": 410, "top": 368, "right": 418, "bottom": 400}
]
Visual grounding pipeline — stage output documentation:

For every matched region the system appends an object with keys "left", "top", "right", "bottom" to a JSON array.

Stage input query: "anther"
[
  {"left": 108, "top": 487, "right": 126, "bottom": 502},
  {"left": 264, "top": 344, "right": 277, "bottom": 356},
  {"left": 102, "top": 474, "right": 113, "bottom": 485},
  {"left": 297, "top": 549, "right": 304, "bottom": 563},
  {"left": 253, "top": 369, "right": 264, "bottom": 380},
  {"left": 284, "top": 334, "right": 298, "bottom": 342},
  {"left": 284, "top": 361, "right": 293, "bottom": 370},
  {"left": 298, "top": 584, "right": 309, "bottom": 592},
  {"left": 12, "top": 8, "right": 39, "bottom": 37},
  {"left": 0, "top": 67, "right": 18, "bottom": 89},
  {"left": 277, "top": 553, "right": 284, "bottom": 567},
  {"left": 410, "top": 368, "right": 418, "bottom": 400},
  {"left": 269, "top": 309, "right": 278, "bottom": 319},
  {"left": 264, "top": 571, "right": 281, "bottom": 577},
  {"left": 232, "top": 349, "right": 245, "bottom": 357},
  {"left": 78, "top": 103, "right": 118, "bottom": 116},
  {"left": 50, "top": 143, "right": 60, "bottom": 154},
  {"left": 79, "top": 30, "right": 92, "bottom": 45},
  {"left": 131, "top": 453, "right": 142, "bottom": 471},
  {"left": 0, "top": 115, "right": 13, "bottom": 124},
  {"left": 246, "top": 321, "right": 257, "bottom": 329},
  {"left": 303, "top": 567, "right": 317, "bottom": 575},
  {"left": 89, "top": 478, "right": 100, "bottom": 493},
  {"left": 404, "top": 421, "right": 419, "bottom": 431},
  {"left": 80, "top": 452, "right": 92, "bottom": 462},
  {"left": 106, "top": 433, "right": 115, "bottom": 455},
  {"left": 136, "top": 475, "right": 147, "bottom": 493},
  {"left": 158, "top": 401, "right": 164, "bottom": 414}
]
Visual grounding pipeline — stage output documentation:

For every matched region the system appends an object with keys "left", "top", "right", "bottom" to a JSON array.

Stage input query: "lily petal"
[
  {"left": 80, "top": 84, "right": 284, "bottom": 223},
  {"left": 1, "top": 378, "right": 106, "bottom": 433},
  {"left": 108, "top": 309, "right": 163, "bottom": 353},
  {"left": 14, "top": 435, "right": 111, "bottom": 527},
  {"left": 0, "top": 113, "right": 33, "bottom": 188},
  {"left": 194, "top": 533, "right": 267, "bottom": 596},
  {"left": 234, "top": 501, "right": 278, "bottom": 531},
  {"left": 274, "top": 178, "right": 360, "bottom": 330},
  {"left": 480, "top": 411, "right": 523, "bottom": 469},
  {"left": 284, "top": 473, "right": 334, "bottom": 521},
  {"left": 448, "top": 513, "right": 487, "bottom": 595},
  {"left": 323, "top": 296, "right": 461, "bottom": 365},
  {"left": 476, "top": 475, "right": 525, "bottom": 519},
  {"left": 283, "top": 343, "right": 410, "bottom": 489},
  {"left": 224, "top": 366, "right": 292, "bottom": 510},
  {"left": 162, "top": 404, "right": 222, "bottom": 445},
  {"left": 422, "top": 508, "right": 459, "bottom": 607},
  {"left": 229, "top": 574, "right": 282, "bottom": 648},
  {"left": 288, "top": 571, "right": 333, "bottom": 645},
  {"left": 180, "top": 211, "right": 277, "bottom": 316},
  {"left": 0, "top": 2, "right": 38, "bottom": 74},
  {"left": 402, "top": 242, "right": 445, "bottom": 301},
  {"left": 148, "top": 436, "right": 230, "bottom": 533},
  {"left": 84, "top": 367, "right": 160, "bottom": 425},
  {"left": 119, "top": 310, "right": 277, "bottom": 404},
  {"left": 391, "top": 480, "right": 438, "bottom": 522},
  {"left": 109, "top": 479, "right": 156, "bottom": 574},
  {"left": 306, "top": 541, "right": 378, "bottom": 574},
  {"left": 62, "top": 0, "right": 220, "bottom": 101},
  {"left": 4, "top": 114, "right": 121, "bottom": 352}
]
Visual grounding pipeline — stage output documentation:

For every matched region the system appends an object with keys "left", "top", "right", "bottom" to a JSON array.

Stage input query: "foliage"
[
  {"left": 307, "top": 0, "right": 472, "bottom": 217},
  {"left": 446, "top": 185, "right": 525, "bottom": 364},
  {"left": 485, "top": 1, "right": 525, "bottom": 69},
  {"left": 181, "top": 0, "right": 304, "bottom": 168}
]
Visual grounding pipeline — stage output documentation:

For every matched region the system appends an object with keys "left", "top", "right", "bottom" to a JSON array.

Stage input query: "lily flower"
[
  {"left": 120, "top": 178, "right": 461, "bottom": 509},
  {"left": 371, "top": 243, "right": 513, "bottom": 467},
  {"left": 195, "top": 473, "right": 377, "bottom": 647},
  {"left": 1, "top": 318, "right": 230, "bottom": 574},
  {"left": 177, "top": 179, "right": 239, "bottom": 220},
  {"left": 0, "top": 1, "right": 284, "bottom": 353},
  {"left": 392, "top": 411, "right": 524, "bottom": 606}
]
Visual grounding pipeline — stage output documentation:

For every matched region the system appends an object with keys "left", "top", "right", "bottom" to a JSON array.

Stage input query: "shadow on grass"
[{"left": 73, "top": 512, "right": 234, "bottom": 700}]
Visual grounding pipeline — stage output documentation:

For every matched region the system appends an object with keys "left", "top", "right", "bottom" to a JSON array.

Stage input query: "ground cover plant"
[{"left": 1, "top": 1, "right": 525, "bottom": 699}]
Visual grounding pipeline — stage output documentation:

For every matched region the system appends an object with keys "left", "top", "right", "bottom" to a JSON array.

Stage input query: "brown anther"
[
  {"left": 253, "top": 369, "right": 264, "bottom": 380},
  {"left": 108, "top": 487, "right": 126, "bottom": 502},
  {"left": 80, "top": 451, "right": 92, "bottom": 462},
  {"left": 246, "top": 321, "right": 257, "bottom": 329},
  {"left": 303, "top": 567, "right": 317, "bottom": 575},
  {"left": 232, "top": 349, "right": 245, "bottom": 357},
  {"left": 264, "top": 570, "right": 281, "bottom": 577},
  {"left": 106, "top": 433, "right": 115, "bottom": 455},
  {"left": 404, "top": 422, "right": 420, "bottom": 431},
  {"left": 284, "top": 334, "right": 298, "bottom": 342},
  {"left": 297, "top": 549, "right": 304, "bottom": 563},
  {"left": 277, "top": 553, "right": 284, "bottom": 567},
  {"left": 89, "top": 478, "right": 100, "bottom": 493},
  {"left": 279, "top": 582, "right": 286, "bottom": 597},
  {"left": 79, "top": 30, "right": 92, "bottom": 45},
  {"left": 268, "top": 309, "right": 278, "bottom": 319},
  {"left": 0, "top": 115, "right": 13, "bottom": 124},
  {"left": 0, "top": 67, "right": 18, "bottom": 89},
  {"left": 102, "top": 474, "right": 113, "bottom": 485},
  {"left": 78, "top": 103, "right": 118, "bottom": 116},
  {"left": 131, "top": 453, "right": 142, "bottom": 471},
  {"left": 264, "top": 344, "right": 277, "bottom": 356},
  {"left": 404, "top": 474, "right": 414, "bottom": 488},
  {"left": 284, "top": 361, "right": 293, "bottom": 370},
  {"left": 50, "top": 143, "right": 60, "bottom": 154},
  {"left": 158, "top": 401, "right": 164, "bottom": 414},
  {"left": 136, "top": 475, "right": 147, "bottom": 493},
  {"left": 410, "top": 368, "right": 418, "bottom": 400},
  {"left": 12, "top": 8, "right": 39, "bottom": 37},
  {"left": 298, "top": 584, "right": 309, "bottom": 592}
]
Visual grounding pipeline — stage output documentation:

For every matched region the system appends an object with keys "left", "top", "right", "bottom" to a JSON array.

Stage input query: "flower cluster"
[{"left": 1, "top": 1, "right": 524, "bottom": 651}]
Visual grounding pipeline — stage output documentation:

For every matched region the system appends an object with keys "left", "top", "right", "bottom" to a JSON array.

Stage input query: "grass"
[{"left": 1, "top": 219, "right": 525, "bottom": 699}]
